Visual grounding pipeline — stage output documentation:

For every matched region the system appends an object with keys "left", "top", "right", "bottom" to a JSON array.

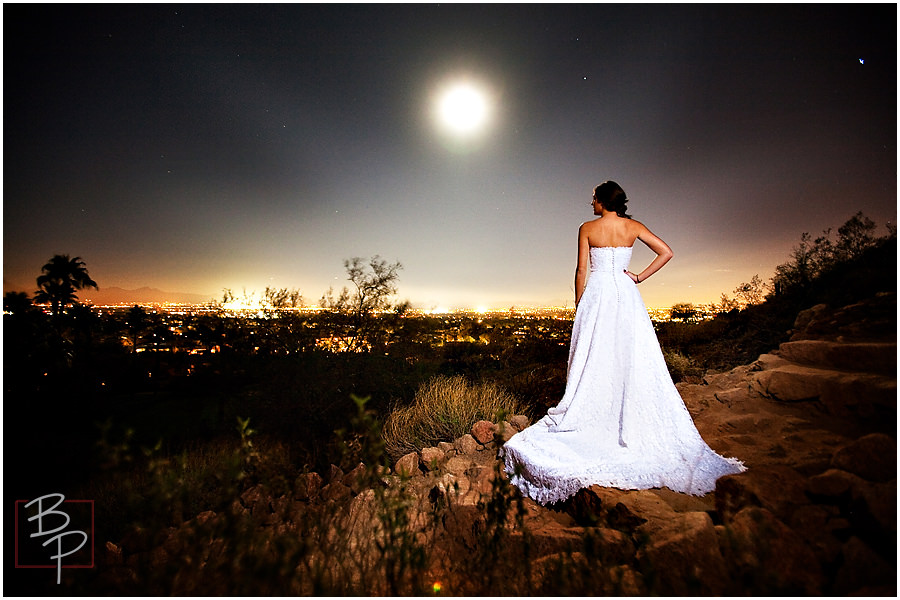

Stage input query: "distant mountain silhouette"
[{"left": 79, "top": 286, "right": 216, "bottom": 305}]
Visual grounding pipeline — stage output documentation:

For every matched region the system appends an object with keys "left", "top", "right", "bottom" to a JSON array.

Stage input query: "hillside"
[{"left": 87, "top": 292, "right": 896, "bottom": 595}]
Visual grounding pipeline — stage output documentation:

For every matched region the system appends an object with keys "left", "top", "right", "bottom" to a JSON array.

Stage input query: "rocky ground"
[{"left": 102, "top": 294, "right": 896, "bottom": 595}]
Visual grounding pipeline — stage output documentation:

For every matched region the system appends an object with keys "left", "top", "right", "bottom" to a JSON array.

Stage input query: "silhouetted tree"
[
  {"left": 126, "top": 305, "right": 148, "bottom": 353},
  {"left": 732, "top": 274, "right": 768, "bottom": 308},
  {"left": 715, "top": 293, "right": 741, "bottom": 314},
  {"left": 321, "top": 255, "right": 403, "bottom": 351},
  {"left": 34, "top": 254, "right": 98, "bottom": 317},
  {"left": 264, "top": 286, "right": 303, "bottom": 310},
  {"left": 4, "top": 291, "right": 33, "bottom": 316},
  {"left": 834, "top": 211, "right": 877, "bottom": 262},
  {"left": 669, "top": 302, "right": 698, "bottom": 322},
  {"left": 772, "top": 212, "right": 888, "bottom": 298}
]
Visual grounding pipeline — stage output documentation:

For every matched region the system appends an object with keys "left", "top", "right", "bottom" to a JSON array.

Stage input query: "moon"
[{"left": 435, "top": 81, "right": 491, "bottom": 136}]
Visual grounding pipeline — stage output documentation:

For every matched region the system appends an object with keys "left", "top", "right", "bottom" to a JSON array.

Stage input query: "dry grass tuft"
[{"left": 382, "top": 375, "right": 527, "bottom": 460}]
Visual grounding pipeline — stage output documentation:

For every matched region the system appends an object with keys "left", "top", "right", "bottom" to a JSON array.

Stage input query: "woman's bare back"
[{"left": 581, "top": 214, "right": 642, "bottom": 248}]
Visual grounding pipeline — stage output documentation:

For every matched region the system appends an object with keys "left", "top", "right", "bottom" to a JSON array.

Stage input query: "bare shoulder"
[
  {"left": 629, "top": 219, "right": 651, "bottom": 235},
  {"left": 579, "top": 218, "right": 600, "bottom": 232}
]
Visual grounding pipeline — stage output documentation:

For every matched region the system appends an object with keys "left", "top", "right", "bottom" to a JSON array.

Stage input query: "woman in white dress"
[{"left": 502, "top": 181, "right": 745, "bottom": 505}]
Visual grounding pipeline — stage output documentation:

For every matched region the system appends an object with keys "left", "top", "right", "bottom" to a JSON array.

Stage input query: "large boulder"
[
  {"left": 720, "top": 506, "right": 824, "bottom": 595},
  {"left": 777, "top": 339, "right": 897, "bottom": 374},
  {"left": 637, "top": 511, "right": 729, "bottom": 595},
  {"left": 750, "top": 359, "right": 896, "bottom": 422},
  {"left": 833, "top": 535, "right": 898, "bottom": 595},
  {"left": 715, "top": 465, "right": 810, "bottom": 522},
  {"left": 830, "top": 433, "right": 897, "bottom": 482}
]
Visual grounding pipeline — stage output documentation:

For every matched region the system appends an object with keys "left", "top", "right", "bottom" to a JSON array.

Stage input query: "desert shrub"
[
  {"left": 662, "top": 348, "right": 703, "bottom": 382},
  {"left": 382, "top": 375, "right": 528, "bottom": 461},
  {"left": 81, "top": 419, "right": 297, "bottom": 547}
]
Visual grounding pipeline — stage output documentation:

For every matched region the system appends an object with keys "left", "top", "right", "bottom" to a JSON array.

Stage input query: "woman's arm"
[
  {"left": 625, "top": 222, "right": 673, "bottom": 284},
  {"left": 574, "top": 223, "right": 591, "bottom": 306}
]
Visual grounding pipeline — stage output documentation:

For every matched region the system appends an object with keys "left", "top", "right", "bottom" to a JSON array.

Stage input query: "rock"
[
  {"left": 831, "top": 433, "right": 897, "bottom": 482},
  {"left": 850, "top": 478, "right": 897, "bottom": 545},
  {"left": 437, "top": 441, "right": 455, "bottom": 454},
  {"left": 750, "top": 362, "right": 896, "bottom": 422},
  {"left": 530, "top": 553, "right": 646, "bottom": 595},
  {"left": 568, "top": 486, "right": 622, "bottom": 527},
  {"left": 341, "top": 462, "right": 368, "bottom": 494},
  {"left": 264, "top": 496, "right": 290, "bottom": 525},
  {"left": 346, "top": 488, "right": 377, "bottom": 527},
  {"left": 789, "top": 503, "right": 846, "bottom": 564},
  {"left": 637, "top": 511, "right": 729, "bottom": 595},
  {"left": 319, "top": 481, "right": 353, "bottom": 504},
  {"left": 470, "top": 420, "right": 496, "bottom": 445},
  {"left": 429, "top": 472, "right": 473, "bottom": 509},
  {"left": 294, "top": 472, "right": 324, "bottom": 501},
  {"left": 649, "top": 487, "right": 715, "bottom": 513},
  {"left": 751, "top": 352, "right": 791, "bottom": 371},
  {"left": 566, "top": 486, "right": 666, "bottom": 531},
  {"left": 496, "top": 420, "right": 517, "bottom": 443},
  {"left": 511, "top": 524, "right": 584, "bottom": 557},
  {"left": 703, "top": 364, "right": 754, "bottom": 390},
  {"left": 778, "top": 340, "right": 897, "bottom": 374},
  {"left": 583, "top": 526, "right": 635, "bottom": 564},
  {"left": 806, "top": 468, "right": 862, "bottom": 500},
  {"left": 715, "top": 465, "right": 810, "bottom": 522},
  {"left": 453, "top": 434, "right": 479, "bottom": 455},
  {"left": 393, "top": 452, "right": 420, "bottom": 477},
  {"left": 620, "top": 491, "right": 679, "bottom": 537},
  {"left": 326, "top": 464, "right": 344, "bottom": 483},
  {"left": 240, "top": 485, "right": 272, "bottom": 515},
  {"left": 806, "top": 468, "right": 896, "bottom": 549},
  {"left": 751, "top": 364, "right": 824, "bottom": 402},
  {"left": 439, "top": 503, "right": 484, "bottom": 550},
  {"left": 420, "top": 447, "right": 445, "bottom": 471},
  {"left": 604, "top": 564, "right": 646, "bottom": 596},
  {"left": 721, "top": 506, "right": 823, "bottom": 595},
  {"left": 508, "top": 414, "right": 530, "bottom": 432},
  {"left": 444, "top": 455, "right": 476, "bottom": 476},
  {"left": 712, "top": 386, "right": 749, "bottom": 407},
  {"left": 833, "top": 536, "right": 898, "bottom": 595},
  {"left": 462, "top": 465, "right": 491, "bottom": 496},
  {"left": 791, "top": 295, "right": 897, "bottom": 343},
  {"left": 791, "top": 303, "right": 829, "bottom": 338}
]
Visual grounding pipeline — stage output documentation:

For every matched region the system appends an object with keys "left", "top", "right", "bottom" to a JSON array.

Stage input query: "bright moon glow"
[{"left": 437, "top": 83, "right": 490, "bottom": 135}]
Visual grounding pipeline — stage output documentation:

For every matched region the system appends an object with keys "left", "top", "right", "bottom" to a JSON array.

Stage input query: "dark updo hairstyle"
[{"left": 594, "top": 181, "right": 631, "bottom": 218}]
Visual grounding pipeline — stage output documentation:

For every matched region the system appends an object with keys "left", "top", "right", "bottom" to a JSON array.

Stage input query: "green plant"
[
  {"left": 382, "top": 375, "right": 528, "bottom": 460},
  {"left": 662, "top": 348, "right": 703, "bottom": 382}
]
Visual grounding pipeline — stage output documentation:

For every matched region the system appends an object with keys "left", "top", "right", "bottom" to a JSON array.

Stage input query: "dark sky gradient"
[{"left": 4, "top": 4, "right": 896, "bottom": 309}]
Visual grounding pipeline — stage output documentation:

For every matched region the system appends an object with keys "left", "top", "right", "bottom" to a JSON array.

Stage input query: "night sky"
[{"left": 4, "top": 4, "right": 896, "bottom": 309}]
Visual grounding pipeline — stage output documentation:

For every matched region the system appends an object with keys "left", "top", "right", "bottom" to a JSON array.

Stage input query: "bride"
[{"left": 501, "top": 181, "right": 745, "bottom": 504}]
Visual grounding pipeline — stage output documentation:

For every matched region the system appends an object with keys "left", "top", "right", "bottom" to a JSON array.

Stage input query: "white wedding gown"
[{"left": 502, "top": 246, "right": 745, "bottom": 504}]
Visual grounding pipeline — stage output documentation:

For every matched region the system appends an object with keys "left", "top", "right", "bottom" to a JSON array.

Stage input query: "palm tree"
[
  {"left": 125, "top": 305, "right": 148, "bottom": 353},
  {"left": 34, "top": 254, "right": 98, "bottom": 316}
]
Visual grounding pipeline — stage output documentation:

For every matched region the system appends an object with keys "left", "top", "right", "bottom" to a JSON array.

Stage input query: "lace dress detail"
[{"left": 501, "top": 246, "right": 745, "bottom": 504}]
